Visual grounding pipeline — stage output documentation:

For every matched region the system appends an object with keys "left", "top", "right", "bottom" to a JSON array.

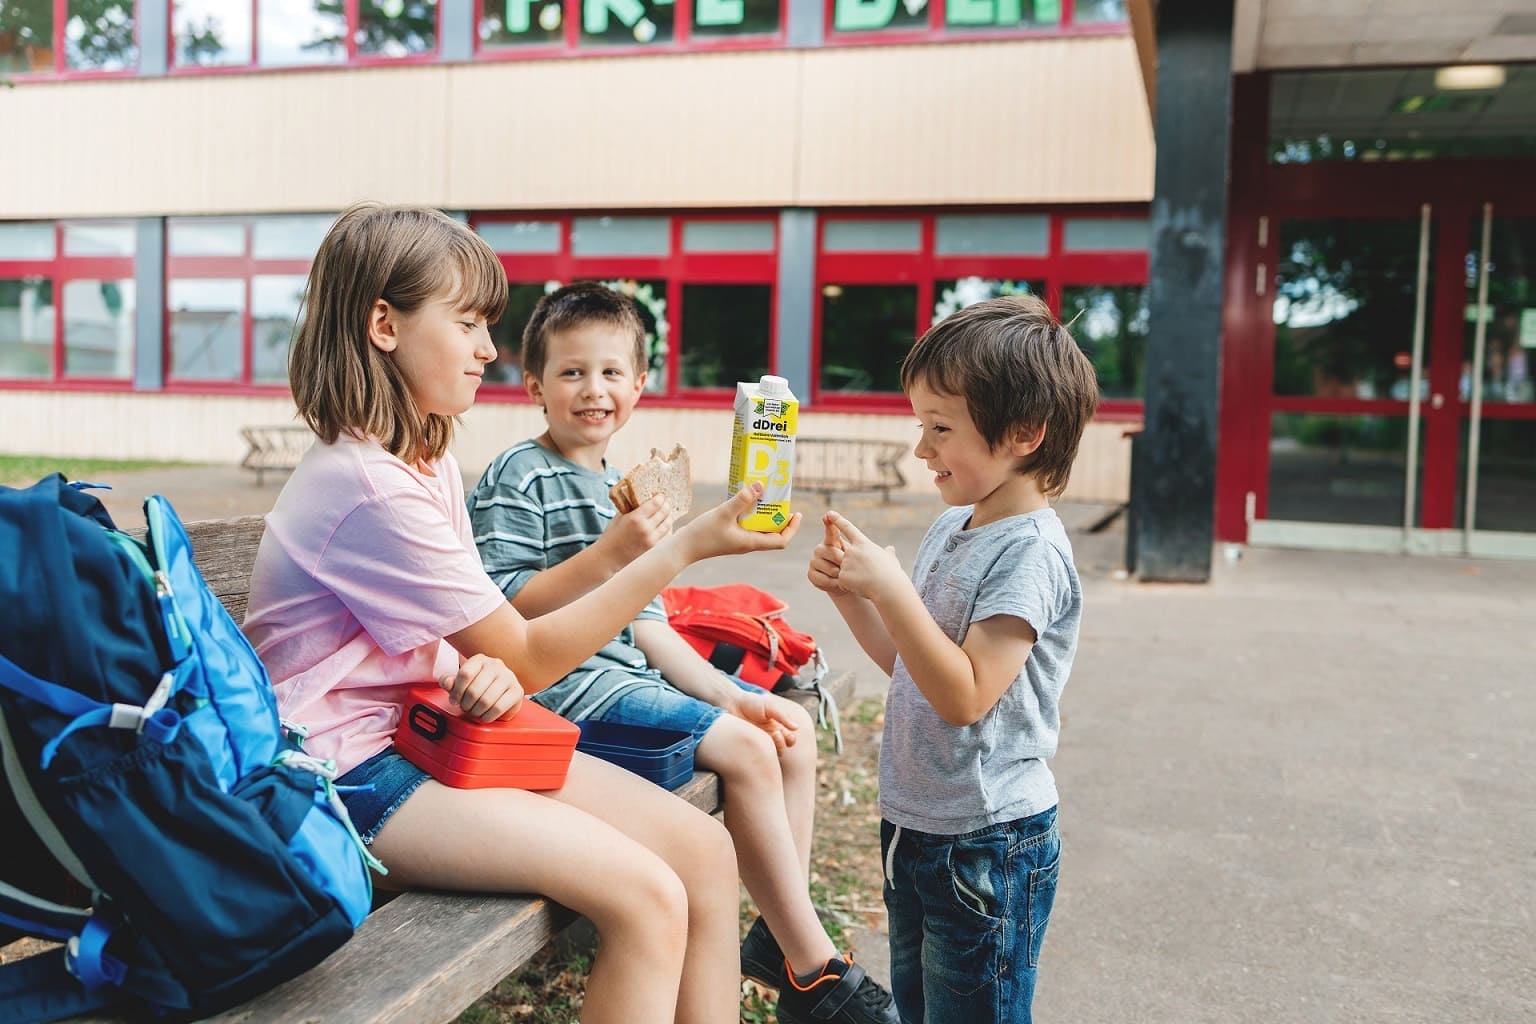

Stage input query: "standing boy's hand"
[
  {"left": 826, "top": 512, "right": 906, "bottom": 604},
  {"left": 596, "top": 493, "right": 672, "bottom": 566},
  {"left": 442, "top": 654, "right": 524, "bottom": 722},
  {"left": 807, "top": 513, "right": 847, "bottom": 594},
  {"left": 678, "top": 483, "right": 802, "bottom": 560}
]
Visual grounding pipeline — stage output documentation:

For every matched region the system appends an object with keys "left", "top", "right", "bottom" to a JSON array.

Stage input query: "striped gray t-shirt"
[{"left": 466, "top": 439, "right": 669, "bottom": 721}]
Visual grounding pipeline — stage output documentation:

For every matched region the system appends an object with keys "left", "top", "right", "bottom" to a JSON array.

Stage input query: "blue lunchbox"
[{"left": 577, "top": 721, "right": 695, "bottom": 790}]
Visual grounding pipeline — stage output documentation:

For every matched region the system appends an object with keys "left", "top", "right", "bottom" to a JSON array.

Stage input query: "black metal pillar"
[{"left": 1133, "top": 0, "right": 1233, "bottom": 582}]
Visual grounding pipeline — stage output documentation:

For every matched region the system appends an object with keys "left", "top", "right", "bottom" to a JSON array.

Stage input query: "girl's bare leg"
[
  {"left": 536, "top": 751, "right": 741, "bottom": 1024},
  {"left": 696, "top": 715, "right": 839, "bottom": 977},
  {"left": 371, "top": 753, "right": 725, "bottom": 1024}
]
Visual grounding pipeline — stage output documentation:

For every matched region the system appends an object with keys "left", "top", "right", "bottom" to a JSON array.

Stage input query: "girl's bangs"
[{"left": 445, "top": 234, "right": 510, "bottom": 325}]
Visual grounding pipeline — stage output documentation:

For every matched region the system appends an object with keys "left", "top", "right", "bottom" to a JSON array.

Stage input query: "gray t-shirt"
[{"left": 879, "top": 504, "right": 1082, "bottom": 835}]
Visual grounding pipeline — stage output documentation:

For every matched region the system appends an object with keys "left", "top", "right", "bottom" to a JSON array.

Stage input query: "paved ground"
[{"left": 90, "top": 464, "right": 1536, "bottom": 1022}]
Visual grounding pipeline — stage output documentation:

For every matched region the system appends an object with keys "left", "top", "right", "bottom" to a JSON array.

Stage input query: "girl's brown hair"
[{"left": 289, "top": 202, "right": 508, "bottom": 465}]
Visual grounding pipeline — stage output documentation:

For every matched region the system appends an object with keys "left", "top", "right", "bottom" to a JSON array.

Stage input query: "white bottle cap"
[{"left": 758, "top": 375, "right": 789, "bottom": 397}]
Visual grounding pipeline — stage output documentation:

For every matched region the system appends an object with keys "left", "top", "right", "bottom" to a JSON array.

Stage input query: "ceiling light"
[{"left": 1434, "top": 65, "right": 1506, "bottom": 91}]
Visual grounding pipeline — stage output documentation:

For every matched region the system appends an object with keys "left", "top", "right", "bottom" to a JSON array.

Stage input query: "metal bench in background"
[
  {"left": 795, "top": 438, "right": 908, "bottom": 504},
  {"left": 238, "top": 425, "right": 314, "bottom": 486}
]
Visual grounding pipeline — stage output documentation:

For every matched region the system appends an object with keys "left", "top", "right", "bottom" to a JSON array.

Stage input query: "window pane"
[
  {"left": 169, "top": 278, "right": 244, "bottom": 381},
  {"left": 601, "top": 279, "right": 668, "bottom": 390},
  {"left": 932, "top": 277, "right": 1041, "bottom": 326},
  {"left": 0, "top": 278, "right": 55, "bottom": 379},
  {"left": 64, "top": 222, "right": 136, "bottom": 257},
  {"left": 1268, "top": 413, "right": 1411, "bottom": 527},
  {"left": 64, "top": 0, "right": 137, "bottom": 70},
  {"left": 1060, "top": 284, "right": 1147, "bottom": 399},
  {"left": 819, "top": 283, "right": 915, "bottom": 393},
  {"left": 823, "top": 219, "right": 921, "bottom": 253},
  {"left": 1073, "top": 0, "right": 1126, "bottom": 22},
  {"left": 358, "top": 0, "right": 438, "bottom": 57},
  {"left": 169, "top": 219, "right": 247, "bottom": 256},
  {"left": 252, "top": 274, "right": 305, "bottom": 384},
  {"left": 479, "top": 0, "right": 563, "bottom": 47},
  {"left": 830, "top": 0, "right": 922, "bottom": 34},
  {"left": 579, "top": 0, "right": 673, "bottom": 47},
  {"left": 478, "top": 220, "right": 561, "bottom": 254},
  {"left": 0, "top": 223, "right": 56, "bottom": 260},
  {"left": 64, "top": 279, "right": 135, "bottom": 379},
  {"left": 682, "top": 220, "right": 774, "bottom": 253},
  {"left": 1063, "top": 217, "right": 1150, "bottom": 252},
  {"left": 935, "top": 214, "right": 1047, "bottom": 256},
  {"left": 485, "top": 282, "right": 553, "bottom": 385},
  {"left": 258, "top": 0, "right": 345, "bottom": 66},
  {"left": 692, "top": 0, "right": 780, "bottom": 38},
  {"left": 252, "top": 215, "right": 332, "bottom": 258},
  {"left": 0, "top": 0, "right": 53, "bottom": 72},
  {"left": 1273, "top": 219, "right": 1428, "bottom": 399},
  {"left": 945, "top": 0, "right": 1060, "bottom": 32},
  {"left": 681, "top": 284, "right": 771, "bottom": 389},
  {"left": 572, "top": 217, "right": 670, "bottom": 257},
  {"left": 174, "top": 0, "right": 253, "bottom": 65}
]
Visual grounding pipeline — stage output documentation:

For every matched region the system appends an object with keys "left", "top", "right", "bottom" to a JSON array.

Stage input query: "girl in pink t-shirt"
[{"left": 243, "top": 202, "right": 802, "bottom": 1024}]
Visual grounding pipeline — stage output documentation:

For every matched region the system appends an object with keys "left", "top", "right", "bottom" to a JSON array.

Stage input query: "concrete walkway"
[{"left": 88, "top": 464, "right": 1536, "bottom": 1022}]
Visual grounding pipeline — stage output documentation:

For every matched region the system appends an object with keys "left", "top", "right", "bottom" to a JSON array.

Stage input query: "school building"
[{"left": 2, "top": 1, "right": 1533, "bottom": 564}]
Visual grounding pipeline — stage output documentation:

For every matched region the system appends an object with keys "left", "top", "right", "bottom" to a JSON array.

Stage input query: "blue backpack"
[{"left": 0, "top": 475, "right": 377, "bottom": 1023}]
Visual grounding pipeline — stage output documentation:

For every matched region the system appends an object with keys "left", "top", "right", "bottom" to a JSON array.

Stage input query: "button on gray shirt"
[{"left": 879, "top": 505, "right": 1082, "bottom": 835}]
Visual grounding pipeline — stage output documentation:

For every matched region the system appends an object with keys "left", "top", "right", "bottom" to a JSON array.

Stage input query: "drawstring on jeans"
[{"left": 883, "top": 825, "right": 902, "bottom": 889}]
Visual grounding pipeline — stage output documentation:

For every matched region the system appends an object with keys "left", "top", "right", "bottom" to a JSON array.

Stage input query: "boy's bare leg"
[
  {"left": 370, "top": 753, "right": 738, "bottom": 1024},
  {"left": 769, "top": 695, "right": 819, "bottom": 878},
  {"left": 696, "top": 717, "right": 840, "bottom": 975}
]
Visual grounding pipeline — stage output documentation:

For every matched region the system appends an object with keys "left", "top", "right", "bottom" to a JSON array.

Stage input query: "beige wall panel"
[
  {"left": 798, "top": 37, "right": 1153, "bottom": 206},
  {"left": 444, "top": 54, "right": 801, "bottom": 210},
  {"left": 1, "top": 70, "right": 451, "bottom": 219},
  {"left": 4, "top": 390, "right": 1128, "bottom": 501}
]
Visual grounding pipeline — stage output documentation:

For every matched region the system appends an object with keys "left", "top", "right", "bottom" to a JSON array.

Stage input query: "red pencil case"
[{"left": 395, "top": 686, "right": 579, "bottom": 790}]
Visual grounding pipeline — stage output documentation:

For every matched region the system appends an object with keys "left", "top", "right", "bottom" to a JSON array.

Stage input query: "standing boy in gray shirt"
[{"left": 808, "top": 295, "right": 1099, "bottom": 1024}]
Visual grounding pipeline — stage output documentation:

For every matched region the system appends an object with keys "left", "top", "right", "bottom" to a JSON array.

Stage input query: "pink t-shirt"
[{"left": 243, "top": 433, "right": 508, "bottom": 775}]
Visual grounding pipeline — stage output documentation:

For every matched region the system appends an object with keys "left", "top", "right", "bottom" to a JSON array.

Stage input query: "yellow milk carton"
[{"left": 728, "top": 374, "right": 798, "bottom": 532}]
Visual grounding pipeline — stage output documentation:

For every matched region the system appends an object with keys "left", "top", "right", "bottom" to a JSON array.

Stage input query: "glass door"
[
  {"left": 1251, "top": 208, "right": 1440, "bottom": 552},
  {"left": 1458, "top": 208, "right": 1536, "bottom": 558}
]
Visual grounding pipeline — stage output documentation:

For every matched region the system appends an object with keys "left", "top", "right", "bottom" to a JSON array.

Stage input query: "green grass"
[{"left": 0, "top": 455, "right": 198, "bottom": 488}]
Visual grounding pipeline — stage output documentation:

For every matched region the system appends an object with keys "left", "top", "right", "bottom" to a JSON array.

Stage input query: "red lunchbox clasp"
[{"left": 408, "top": 702, "right": 447, "bottom": 742}]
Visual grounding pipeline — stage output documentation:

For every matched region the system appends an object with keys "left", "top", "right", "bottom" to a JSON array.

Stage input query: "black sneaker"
[
  {"left": 776, "top": 955, "right": 900, "bottom": 1024},
  {"left": 740, "top": 915, "right": 786, "bottom": 987}
]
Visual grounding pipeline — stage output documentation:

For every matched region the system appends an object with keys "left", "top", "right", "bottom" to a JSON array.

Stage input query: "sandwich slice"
[{"left": 610, "top": 444, "right": 692, "bottom": 517}]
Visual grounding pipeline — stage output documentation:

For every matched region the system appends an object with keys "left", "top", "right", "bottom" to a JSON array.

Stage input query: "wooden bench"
[
  {"left": 64, "top": 513, "right": 851, "bottom": 1024},
  {"left": 796, "top": 438, "right": 908, "bottom": 503},
  {"left": 238, "top": 425, "right": 314, "bottom": 486}
]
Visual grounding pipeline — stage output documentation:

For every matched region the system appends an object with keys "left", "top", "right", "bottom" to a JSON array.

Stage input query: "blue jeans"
[{"left": 880, "top": 807, "right": 1060, "bottom": 1024}]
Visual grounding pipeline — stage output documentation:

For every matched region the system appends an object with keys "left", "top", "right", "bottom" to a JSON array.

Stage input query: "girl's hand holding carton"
[{"left": 677, "top": 482, "right": 802, "bottom": 560}]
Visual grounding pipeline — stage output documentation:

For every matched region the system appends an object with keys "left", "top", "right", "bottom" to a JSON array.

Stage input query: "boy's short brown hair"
[
  {"left": 521, "top": 282, "right": 647, "bottom": 381},
  {"left": 900, "top": 294, "right": 1099, "bottom": 497}
]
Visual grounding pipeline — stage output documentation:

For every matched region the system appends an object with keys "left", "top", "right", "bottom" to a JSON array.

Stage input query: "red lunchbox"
[{"left": 395, "top": 686, "right": 580, "bottom": 790}]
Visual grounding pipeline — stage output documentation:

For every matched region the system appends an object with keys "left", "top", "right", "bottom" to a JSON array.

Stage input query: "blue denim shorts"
[
  {"left": 335, "top": 748, "right": 431, "bottom": 845},
  {"left": 592, "top": 676, "right": 762, "bottom": 746},
  {"left": 880, "top": 806, "right": 1060, "bottom": 1024}
]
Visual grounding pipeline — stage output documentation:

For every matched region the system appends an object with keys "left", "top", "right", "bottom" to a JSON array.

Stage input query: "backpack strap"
[
  {"left": 0, "top": 947, "right": 117, "bottom": 1024},
  {"left": 0, "top": 653, "right": 183, "bottom": 770}
]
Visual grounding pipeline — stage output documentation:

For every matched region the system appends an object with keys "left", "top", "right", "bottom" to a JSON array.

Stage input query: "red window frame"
[
  {"left": 0, "top": 221, "right": 138, "bottom": 391},
  {"left": 163, "top": 217, "right": 313, "bottom": 393},
  {"left": 471, "top": 211, "right": 779, "bottom": 406},
  {"left": 812, "top": 207, "right": 1148, "bottom": 418},
  {"left": 472, "top": 0, "right": 786, "bottom": 61},
  {"left": 823, "top": 0, "right": 1128, "bottom": 48},
  {"left": 166, "top": 0, "right": 443, "bottom": 74},
  {"left": 0, "top": 0, "right": 141, "bottom": 80}
]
